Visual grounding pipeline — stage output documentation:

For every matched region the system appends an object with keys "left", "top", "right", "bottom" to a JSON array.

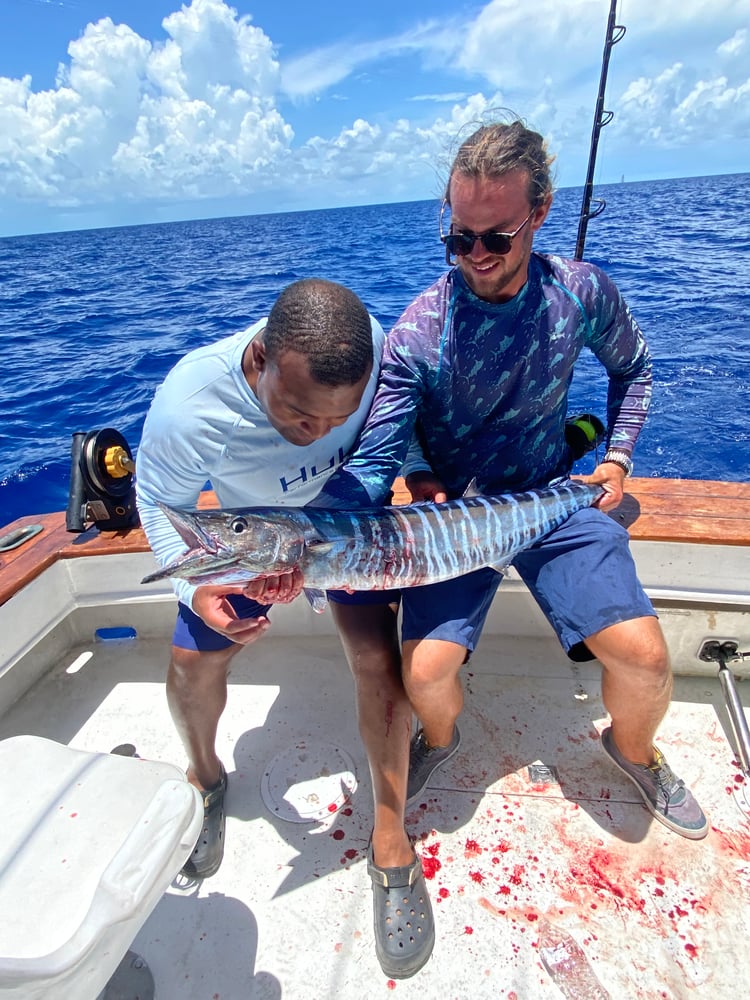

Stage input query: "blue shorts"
[
  {"left": 400, "top": 508, "right": 655, "bottom": 662},
  {"left": 173, "top": 594, "right": 272, "bottom": 652},
  {"left": 327, "top": 588, "right": 401, "bottom": 606},
  {"left": 174, "top": 589, "right": 400, "bottom": 652}
]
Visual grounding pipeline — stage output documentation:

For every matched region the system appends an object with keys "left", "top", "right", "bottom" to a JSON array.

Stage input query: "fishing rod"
[{"left": 574, "top": 0, "right": 626, "bottom": 260}]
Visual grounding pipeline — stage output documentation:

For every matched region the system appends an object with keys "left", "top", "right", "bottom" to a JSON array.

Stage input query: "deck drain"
[
  {"left": 261, "top": 740, "right": 357, "bottom": 824},
  {"left": 528, "top": 762, "right": 560, "bottom": 784}
]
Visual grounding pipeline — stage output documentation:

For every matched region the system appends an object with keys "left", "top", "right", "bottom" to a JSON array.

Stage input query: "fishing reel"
[
  {"left": 65, "top": 428, "right": 140, "bottom": 533},
  {"left": 564, "top": 413, "right": 606, "bottom": 461}
]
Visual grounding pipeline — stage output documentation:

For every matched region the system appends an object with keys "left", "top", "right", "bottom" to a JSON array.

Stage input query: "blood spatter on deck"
[
  {"left": 464, "top": 838, "right": 482, "bottom": 856},
  {"left": 709, "top": 826, "right": 750, "bottom": 861},
  {"left": 508, "top": 864, "right": 525, "bottom": 886},
  {"left": 422, "top": 856, "right": 442, "bottom": 879}
]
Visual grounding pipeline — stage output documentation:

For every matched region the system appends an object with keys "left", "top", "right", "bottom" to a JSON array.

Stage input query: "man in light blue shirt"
[{"left": 136, "top": 279, "right": 418, "bottom": 921}]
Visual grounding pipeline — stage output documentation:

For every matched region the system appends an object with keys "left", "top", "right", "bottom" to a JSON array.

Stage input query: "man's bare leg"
[
  {"left": 333, "top": 601, "right": 436, "bottom": 978},
  {"left": 167, "top": 643, "right": 241, "bottom": 791},
  {"left": 587, "top": 615, "right": 706, "bottom": 838},
  {"left": 331, "top": 602, "right": 413, "bottom": 867},
  {"left": 585, "top": 616, "right": 672, "bottom": 764},
  {"left": 402, "top": 637, "right": 466, "bottom": 750}
]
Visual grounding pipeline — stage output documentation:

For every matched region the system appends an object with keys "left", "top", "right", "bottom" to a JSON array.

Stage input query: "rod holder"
[{"left": 698, "top": 639, "right": 750, "bottom": 776}]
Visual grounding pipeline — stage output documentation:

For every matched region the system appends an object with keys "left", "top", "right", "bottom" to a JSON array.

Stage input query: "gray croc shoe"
[
  {"left": 367, "top": 841, "right": 435, "bottom": 979},
  {"left": 181, "top": 764, "right": 228, "bottom": 879}
]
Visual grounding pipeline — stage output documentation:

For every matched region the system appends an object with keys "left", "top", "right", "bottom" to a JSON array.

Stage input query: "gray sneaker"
[
  {"left": 406, "top": 726, "right": 461, "bottom": 804},
  {"left": 601, "top": 726, "right": 708, "bottom": 840}
]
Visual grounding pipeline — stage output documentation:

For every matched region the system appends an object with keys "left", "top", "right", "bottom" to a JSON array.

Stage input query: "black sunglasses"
[{"left": 439, "top": 203, "right": 535, "bottom": 263}]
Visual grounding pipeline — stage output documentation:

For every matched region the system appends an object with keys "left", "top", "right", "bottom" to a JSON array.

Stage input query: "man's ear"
[
  {"left": 242, "top": 332, "right": 267, "bottom": 388},
  {"left": 249, "top": 335, "right": 266, "bottom": 372},
  {"left": 532, "top": 193, "right": 553, "bottom": 231}
]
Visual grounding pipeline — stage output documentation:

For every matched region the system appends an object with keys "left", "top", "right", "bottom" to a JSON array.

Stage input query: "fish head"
[{"left": 141, "top": 504, "right": 306, "bottom": 585}]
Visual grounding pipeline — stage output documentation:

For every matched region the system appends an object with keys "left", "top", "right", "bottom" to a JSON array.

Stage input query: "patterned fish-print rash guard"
[{"left": 317, "top": 253, "right": 653, "bottom": 507}]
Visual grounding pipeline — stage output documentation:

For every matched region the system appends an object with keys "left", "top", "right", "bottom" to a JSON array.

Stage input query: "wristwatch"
[{"left": 603, "top": 449, "right": 633, "bottom": 477}]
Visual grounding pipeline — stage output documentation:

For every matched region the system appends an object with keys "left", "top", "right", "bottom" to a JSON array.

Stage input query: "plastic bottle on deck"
[{"left": 537, "top": 918, "right": 610, "bottom": 999}]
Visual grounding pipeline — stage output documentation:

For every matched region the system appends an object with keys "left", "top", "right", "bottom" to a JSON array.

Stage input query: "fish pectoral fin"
[
  {"left": 303, "top": 588, "right": 329, "bottom": 614},
  {"left": 306, "top": 539, "right": 336, "bottom": 555},
  {"left": 462, "top": 477, "right": 482, "bottom": 498},
  {"left": 489, "top": 561, "right": 510, "bottom": 576}
]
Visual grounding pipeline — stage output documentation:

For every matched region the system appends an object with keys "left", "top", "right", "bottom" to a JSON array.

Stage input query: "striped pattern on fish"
[{"left": 141, "top": 481, "right": 602, "bottom": 596}]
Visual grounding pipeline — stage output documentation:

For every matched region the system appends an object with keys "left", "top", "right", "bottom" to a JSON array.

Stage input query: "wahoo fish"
[{"left": 141, "top": 481, "right": 602, "bottom": 611}]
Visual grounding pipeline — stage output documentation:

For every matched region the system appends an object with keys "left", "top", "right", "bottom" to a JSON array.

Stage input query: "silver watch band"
[{"left": 603, "top": 449, "right": 633, "bottom": 477}]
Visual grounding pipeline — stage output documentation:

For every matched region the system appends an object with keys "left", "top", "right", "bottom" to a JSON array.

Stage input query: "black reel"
[
  {"left": 564, "top": 412, "right": 606, "bottom": 461},
  {"left": 65, "top": 428, "right": 140, "bottom": 533}
]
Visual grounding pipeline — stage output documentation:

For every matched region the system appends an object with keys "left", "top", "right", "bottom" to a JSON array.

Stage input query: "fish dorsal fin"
[
  {"left": 462, "top": 478, "right": 482, "bottom": 498},
  {"left": 303, "top": 588, "right": 329, "bottom": 614}
]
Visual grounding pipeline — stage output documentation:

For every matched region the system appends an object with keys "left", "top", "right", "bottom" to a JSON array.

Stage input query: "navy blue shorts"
[
  {"left": 400, "top": 508, "right": 655, "bottom": 662},
  {"left": 327, "top": 588, "right": 400, "bottom": 606},
  {"left": 173, "top": 589, "right": 400, "bottom": 652},
  {"left": 173, "top": 594, "right": 272, "bottom": 652}
]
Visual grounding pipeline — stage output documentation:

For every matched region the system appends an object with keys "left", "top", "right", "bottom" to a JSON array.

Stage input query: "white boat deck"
[{"left": 1, "top": 605, "right": 748, "bottom": 999}]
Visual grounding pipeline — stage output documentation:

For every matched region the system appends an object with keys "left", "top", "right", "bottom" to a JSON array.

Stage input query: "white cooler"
[{"left": 0, "top": 735, "right": 203, "bottom": 999}]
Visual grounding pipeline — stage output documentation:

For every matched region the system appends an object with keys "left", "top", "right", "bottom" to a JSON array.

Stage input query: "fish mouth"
[{"left": 140, "top": 503, "right": 243, "bottom": 585}]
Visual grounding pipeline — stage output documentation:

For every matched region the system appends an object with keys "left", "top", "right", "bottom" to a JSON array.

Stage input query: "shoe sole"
[{"left": 601, "top": 731, "right": 708, "bottom": 840}]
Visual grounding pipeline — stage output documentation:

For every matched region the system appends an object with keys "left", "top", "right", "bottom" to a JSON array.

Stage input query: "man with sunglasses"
[{"left": 313, "top": 117, "right": 707, "bottom": 975}]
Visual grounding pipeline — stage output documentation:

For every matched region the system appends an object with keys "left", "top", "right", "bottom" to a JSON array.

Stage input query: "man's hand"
[
  {"left": 243, "top": 567, "right": 304, "bottom": 604},
  {"left": 404, "top": 471, "right": 448, "bottom": 503},
  {"left": 191, "top": 585, "right": 271, "bottom": 645},
  {"left": 575, "top": 461, "right": 627, "bottom": 512}
]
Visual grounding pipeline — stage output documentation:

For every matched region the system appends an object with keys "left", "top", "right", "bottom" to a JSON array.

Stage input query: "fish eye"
[{"left": 230, "top": 516, "right": 249, "bottom": 534}]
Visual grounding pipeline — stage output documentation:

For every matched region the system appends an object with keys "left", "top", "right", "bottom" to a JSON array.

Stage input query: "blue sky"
[{"left": 1, "top": 0, "right": 748, "bottom": 236}]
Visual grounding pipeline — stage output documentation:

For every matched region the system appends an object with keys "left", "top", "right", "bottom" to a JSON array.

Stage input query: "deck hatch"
[{"left": 528, "top": 762, "right": 560, "bottom": 784}]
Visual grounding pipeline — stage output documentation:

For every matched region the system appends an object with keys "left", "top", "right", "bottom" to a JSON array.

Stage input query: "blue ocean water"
[{"left": 1, "top": 173, "right": 749, "bottom": 529}]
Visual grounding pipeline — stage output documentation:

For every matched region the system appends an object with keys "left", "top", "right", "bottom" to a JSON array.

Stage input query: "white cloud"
[
  {"left": 717, "top": 27, "right": 747, "bottom": 59},
  {"left": 161, "top": 0, "right": 279, "bottom": 97},
  {"left": 616, "top": 30, "right": 750, "bottom": 148},
  {"left": 294, "top": 92, "right": 505, "bottom": 197},
  {"left": 279, "top": 19, "right": 460, "bottom": 100},
  {"left": 409, "top": 93, "right": 469, "bottom": 103},
  {"left": 0, "top": 0, "right": 291, "bottom": 207},
  {"left": 458, "top": 0, "right": 607, "bottom": 92}
]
